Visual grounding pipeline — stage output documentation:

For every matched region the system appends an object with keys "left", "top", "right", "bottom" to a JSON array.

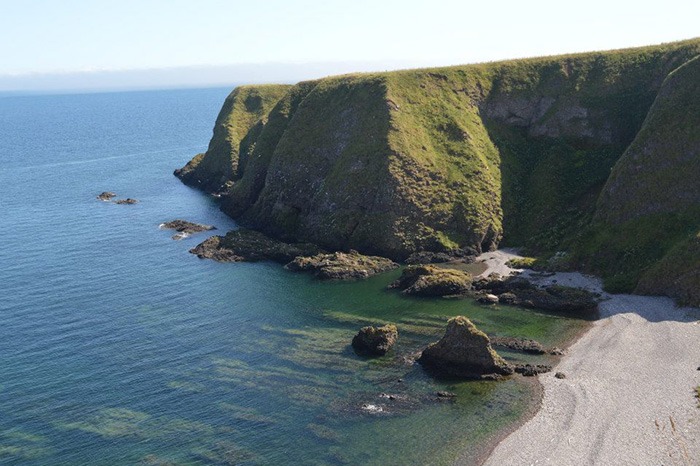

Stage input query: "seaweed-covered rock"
[
  {"left": 419, "top": 316, "right": 513, "bottom": 378},
  {"left": 189, "top": 228, "right": 321, "bottom": 263},
  {"left": 389, "top": 265, "right": 472, "bottom": 297},
  {"left": 286, "top": 251, "right": 398, "bottom": 280},
  {"left": 490, "top": 336, "right": 546, "bottom": 354},
  {"left": 351, "top": 324, "right": 398, "bottom": 356}
]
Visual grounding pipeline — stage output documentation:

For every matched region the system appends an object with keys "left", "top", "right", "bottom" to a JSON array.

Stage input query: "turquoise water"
[{"left": 0, "top": 89, "right": 586, "bottom": 465}]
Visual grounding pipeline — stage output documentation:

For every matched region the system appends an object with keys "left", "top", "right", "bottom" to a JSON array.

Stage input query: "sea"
[{"left": 0, "top": 88, "right": 586, "bottom": 465}]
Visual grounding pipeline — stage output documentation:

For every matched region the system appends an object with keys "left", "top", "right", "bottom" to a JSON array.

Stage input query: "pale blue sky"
[{"left": 1, "top": 0, "right": 698, "bottom": 89}]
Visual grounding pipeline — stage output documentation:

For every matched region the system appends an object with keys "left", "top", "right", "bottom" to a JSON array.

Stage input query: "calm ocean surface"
[{"left": 0, "top": 88, "right": 585, "bottom": 465}]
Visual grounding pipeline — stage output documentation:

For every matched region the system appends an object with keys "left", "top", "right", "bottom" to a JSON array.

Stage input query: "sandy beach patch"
[{"left": 478, "top": 252, "right": 700, "bottom": 466}]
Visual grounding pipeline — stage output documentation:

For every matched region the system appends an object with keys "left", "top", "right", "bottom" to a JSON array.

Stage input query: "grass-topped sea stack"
[{"left": 178, "top": 38, "right": 700, "bottom": 305}]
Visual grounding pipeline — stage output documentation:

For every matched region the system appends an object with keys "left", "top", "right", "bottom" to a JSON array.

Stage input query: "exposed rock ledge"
[
  {"left": 160, "top": 219, "right": 216, "bottom": 240},
  {"left": 286, "top": 251, "right": 398, "bottom": 280}
]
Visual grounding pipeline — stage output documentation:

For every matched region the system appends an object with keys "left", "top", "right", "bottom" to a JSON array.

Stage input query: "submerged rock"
[
  {"left": 286, "top": 251, "right": 398, "bottom": 280},
  {"left": 389, "top": 265, "right": 472, "bottom": 297},
  {"left": 419, "top": 316, "right": 513, "bottom": 379},
  {"left": 161, "top": 219, "right": 216, "bottom": 235},
  {"left": 351, "top": 324, "right": 398, "bottom": 356},
  {"left": 115, "top": 198, "right": 138, "bottom": 205},
  {"left": 97, "top": 191, "right": 116, "bottom": 201},
  {"left": 189, "top": 228, "right": 322, "bottom": 263}
]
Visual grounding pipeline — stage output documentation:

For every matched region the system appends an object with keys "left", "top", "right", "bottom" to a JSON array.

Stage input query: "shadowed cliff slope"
[
  {"left": 175, "top": 84, "right": 290, "bottom": 193},
  {"left": 177, "top": 39, "right": 700, "bottom": 303},
  {"left": 574, "top": 55, "right": 700, "bottom": 297}
]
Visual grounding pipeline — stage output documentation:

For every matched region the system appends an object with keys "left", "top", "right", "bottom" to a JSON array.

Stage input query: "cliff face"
[
  {"left": 177, "top": 39, "right": 700, "bottom": 303},
  {"left": 574, "top": 55, "right": 700, "bottom": 296},
  {"left": 174, "top": 84, "right": 290, "bottom": 193}
]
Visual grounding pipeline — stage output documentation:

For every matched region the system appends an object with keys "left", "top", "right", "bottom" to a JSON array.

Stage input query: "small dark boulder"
[
  {"left": 286, "top": 251, "right": 398, "bottom": 280},
  {"left": 352, "top": 324, "right": 398, "bottom": 356},
  {"left": 97, "top": 191, "right": 116, "bottom": 201},
  {"left": 555, "top": 372, "right": 567, "bottom": 379},
  {"left": 389, "top": 265, "right": 472, "bottom": 297},
  {"left": 419, "top": 316, "right": 513, "bottom": 378}
]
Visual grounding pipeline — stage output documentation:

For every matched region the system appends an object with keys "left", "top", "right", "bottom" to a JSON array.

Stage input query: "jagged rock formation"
[
  {"left": 419, "top": 316, "right": 513, "bottom": 378},
  {"left": 351, "top": 324, "right": 398, "bottom": 356},
  {"left": 177, "top": 39, "right": 700, "bottom": 305}
]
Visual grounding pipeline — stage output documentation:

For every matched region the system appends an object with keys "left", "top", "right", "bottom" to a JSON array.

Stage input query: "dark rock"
[
  {"left": 286, "top": 250, "right": 398, "bottom": 280},
  {"left": 549, "top": 347, "right": 565, "bottom": 356},
  {"left": 189, "top": 228, "right": 322, "bottom": 263},
  {"left": 115, "top": 198, "right": 138, "bottom": 205},
  {"left": 490, "top": 336, "right": 546, "bottom": 354},
  {"left": 555, "top": 372, "right": 567, "bottom": 379},
  {"left": 436, "top": 391, "right": 457, "bottom": 398},
  {"left": 477, "top": 293, "right": 499, "bottom": 304},
  {"left": 498, "top": 292, "right": 518, "bottom": 304},
  {"left": 351, "top": 324, "right": 398, "bottom": 356},
  {"left": 389, "top": 265, "right": 472, "bottom": 297},
  {"left": 97, "top": 191, "right": 116, "bottom": 201},
  {"left": 419, "top": 316, "right": 513, "bottom": 378},
  {"left": 475, "top": 276, "right": 599, "bottom": 315},
  {"left": 160, "top": 219, "right": 216, "bottom": 236},
  {"left": 514, "top": 364, "right": 552, "bottom": 376}
]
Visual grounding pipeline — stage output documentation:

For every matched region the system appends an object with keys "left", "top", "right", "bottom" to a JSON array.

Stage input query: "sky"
[{"left": 1, "top": 0, "right": 698, "bottom": 92}]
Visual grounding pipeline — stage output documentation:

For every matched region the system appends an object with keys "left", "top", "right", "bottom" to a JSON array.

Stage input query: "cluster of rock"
[
  {"left": 190, "top": 229, "right": 321, "bottom": 263},
  {"left": 96, "top": 192, "right": 138, "bottom": 204},
  {"left": 190, "top": 229, "right": 400, "bottom": 280},
  {"left": 160, "top": 219, "right": 216, "bottom": 240},
  {"left": 349, "top": 316, "right": 565, "bottom": 380},
  {"left": 388, "top": 265, "right": 472, "bottom": 297},
  {"left": 286, "top": 251, "right": 398, "bottom": 280},
  {"left": 473, "top": 274, "right": 599, "bottom": 315}
]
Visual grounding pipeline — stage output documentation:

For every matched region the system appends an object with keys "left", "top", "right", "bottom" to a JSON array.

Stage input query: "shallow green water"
[{"left": 0, "top": 89, "right": 587, "bottom": 465}]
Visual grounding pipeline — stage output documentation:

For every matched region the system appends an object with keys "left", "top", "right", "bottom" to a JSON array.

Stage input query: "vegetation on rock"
[
  {"left": 389, "top": 265, "right": 472, "bottom": 297},
  {"left": 285, "top": 251, "right": 398, "bottom": 280},
  {"left": 419, "top": 316, "right": 513, "bottom": 379},
  {"left": 177, "top": 38, "right": 700, "bottom": 305},
  {"left": 351, "top": 324, "right": 398, "bottom": 356}
]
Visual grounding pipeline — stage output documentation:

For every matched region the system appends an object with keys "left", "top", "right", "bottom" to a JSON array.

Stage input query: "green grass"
[{"left": 178, "top": 38, "right": 700, "bottom": 303}]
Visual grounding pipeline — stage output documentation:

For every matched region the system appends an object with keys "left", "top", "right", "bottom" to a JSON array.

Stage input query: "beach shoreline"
[{"left": 476, "top": 251, "right": 700, "bottom": 466}]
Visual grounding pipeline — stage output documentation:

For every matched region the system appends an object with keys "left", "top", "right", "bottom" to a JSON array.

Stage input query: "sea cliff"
[{"left": 176, "top": 38, "right": 700, "bottom": 305}]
